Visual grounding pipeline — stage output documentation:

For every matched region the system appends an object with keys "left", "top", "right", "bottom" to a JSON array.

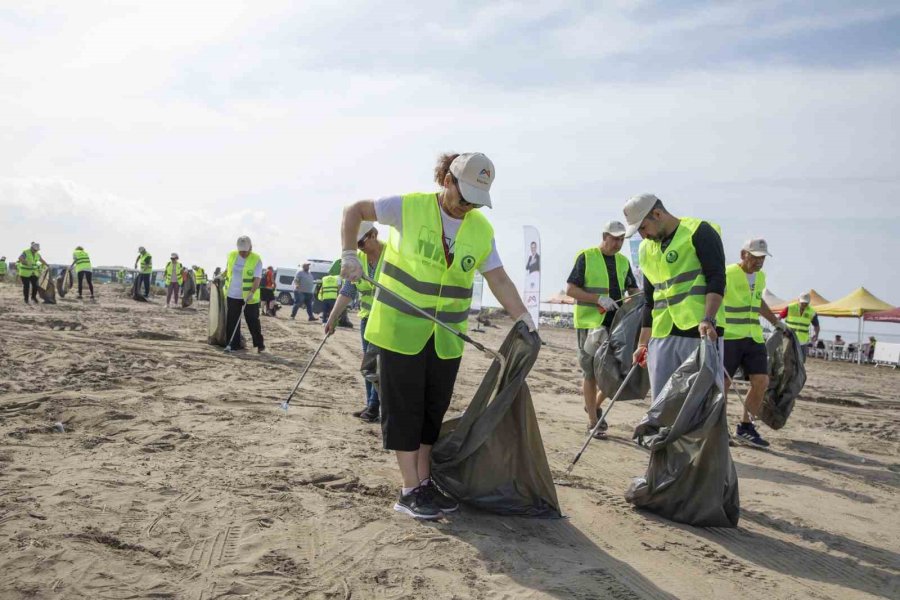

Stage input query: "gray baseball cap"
[
  {"left": 743, "top": 238, "right": 772, "bottom": 257},
  {"left": 623, "top": 193, "right": 660, "bottom": 238},
  {"left": 602, "top": 220, "right": 627, "bottom": 237},
  {"left": 449, "top": 152, "right": 495, "bottom": 208}
]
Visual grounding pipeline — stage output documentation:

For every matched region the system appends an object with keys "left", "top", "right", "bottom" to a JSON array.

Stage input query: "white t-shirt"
[
  {"left": 374, "top": 195, "right": 503, "bottom": 273},
  {"left": 746, "top": 272, "right": 757, "bottom": 292},
  {"left": 227, "top": 255, "right": 263, "bottom": 300}
]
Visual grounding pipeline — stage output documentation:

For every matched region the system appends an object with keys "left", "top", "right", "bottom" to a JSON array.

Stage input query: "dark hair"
[
  {"left": 652, "top": 199, "right": 666, "bottom": 213},
  {"left": 434, "top": 153, "right": 460, "bottom": 187}
]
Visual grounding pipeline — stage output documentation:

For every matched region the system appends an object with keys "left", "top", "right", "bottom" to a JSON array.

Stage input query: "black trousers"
[
  {"left": 22, "top": 275, "right": 39, "bottom": 302},
  {"left": 225, "top": 298, "right": 264, "bottom": 349},
  {"left": 77, "top": 271, "right": 94, "bottom": 296},
  {"left": 379, "top": 336, "right": 462, "bottom": 451},
  {"left": 139, "top": 273, "right": 151, "bottom": 297}
]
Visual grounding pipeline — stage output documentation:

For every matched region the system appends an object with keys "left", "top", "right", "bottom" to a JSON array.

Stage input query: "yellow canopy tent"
[{"left": 815, "top": 287, "right": 894, "bottom": 363}]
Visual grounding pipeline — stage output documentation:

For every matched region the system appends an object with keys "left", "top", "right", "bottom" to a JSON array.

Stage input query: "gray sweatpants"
[{"left": 648, "top": 336, "right": 724, "bottom": 402}]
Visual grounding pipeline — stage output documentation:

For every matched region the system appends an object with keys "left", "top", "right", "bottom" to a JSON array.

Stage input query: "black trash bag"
[
  {"left": 208, "top": 279, "right": 227, "bottom": 346},
  {"left": 181, "top": 270, "right": 196, "bottom": 308},
  {"left": 198, "top": 283, "right": 210, "bottom": 302},
  {"left": 37, "top": 268, "right": 57, "bottom": 304},
  {"left": 131, "top": 273, "right": 149, "bottom": 302},
  {"left": 625, "top": 339, "right": 740, "bottom": 528},
  {"left": 758, "top": 329, "right": 807, "bottom": 430},
  {"left": 360, "top": 341, "right": 380, "bottom": 396},
  {"left": 593, "top": 296, "right": 650, "bottom": 401},
  {"left": 431, "top": 322, "right": 561, "bottom": 518}
]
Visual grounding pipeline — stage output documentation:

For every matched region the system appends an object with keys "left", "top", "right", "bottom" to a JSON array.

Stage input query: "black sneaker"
[
  {"left": 735, "top": 423, "right": 770, "bottom": 448},
  {"left": 596, "top": 417, "right": 609, "bottom": 433},
  {"left": 351, "top": 408, "right": 367, "bottom": 418},
  {"left": 393, "top": 487, "right": 443, "bottom": 520},
  {"left": 257, "top": 345, "right": 267, "bottom": 354},
  {"left": 420, "top": 480, "right": 459, "bottom": 513},
  {"left": 358, "top": 407, "right": 379, "bottom": 423}
]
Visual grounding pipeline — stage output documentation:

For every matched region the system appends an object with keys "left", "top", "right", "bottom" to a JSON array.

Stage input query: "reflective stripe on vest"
[
  {"left": 355, "top": 248, "right": 384, "bottom": 320},
  {"left": 573, "top": 248, "right": 631, "bottom": 329},
  {"left": 320, "top": 275, "right": 339, "bottom": 300},
  {"left": 225, "top": 250, "right": 261, "bottom": 304},
  {"left": 639, "top": 217, "right": 726, "bottom": 339},
  {"left": 0, "top": 262, "right": 7, "bottom": 275},
  {"left": 165, "top": 261, "right": 183, "bottom": 285},
  {"left": 18, "top": 249, "right": 41, "bottom": 278},
  {"left": 195, "top": 268, "right": 207, "bottom": 284},
  {"left": 139, "top": 252, "right": 153, "bottom": 274},
  {"left": 364, "top": 192, "right": 493, "bottom": 359},
  {"left": 786, "top": 303, "right": 815, "bottom": 344},
  {"left": 73, "top": 250, "right": 92, "bottom": 273},
  {"left": 723, "top": 263, "right": 766, "bottom": 342}
]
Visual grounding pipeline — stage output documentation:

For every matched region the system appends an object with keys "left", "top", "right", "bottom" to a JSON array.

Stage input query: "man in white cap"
[
  {"left": 134, "top": 246, "right": 153, "bottom": 298},
  {"left": 566, "top": 220, "right": 639, "bottom": 436},
  {"left": 165, "top": 252, "right": 183, "bottom": 308},
  {"left": 325, "top": 221, "right": 386, "bottom": 423},
  {"left": 223, "top": 236, "right": 265, "bottom": 352},
  {"left": 290, "top": 261, "right": 317, "bottom": 321},
  {"left": 18, "top": 242, "right": 48, "bottom": 304},
  {"left": 624, "top": 194, "right": 727, "bottom": 403},
  {"left": 723, "top": 238, "right": 788, "bottom": 447},
  {"left": 779, "top": 292, "right": 820, "bottom": 359}
]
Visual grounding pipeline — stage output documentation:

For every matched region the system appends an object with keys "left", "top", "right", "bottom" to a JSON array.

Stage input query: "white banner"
[
  {"left": 523, "top": 226, "right": 541, "bottom": 329},
  {"left": 629, "top": 238, "right": 643, "bottom": 288},
  {"left": 471, "top": 272, "right": 484, "bottom": 312}
]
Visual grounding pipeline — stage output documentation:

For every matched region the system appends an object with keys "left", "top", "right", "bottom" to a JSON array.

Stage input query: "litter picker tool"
[
  {"left": 224, "top": 302, "right": 245, "bottom": 352},
  {"left": 566, "top": 363, "right": 641, "bottom": 474},
  {"left": 725, "top": 373, "right": 755, "bottom": 423},
  {"left": 361, "top": 274, "right": 507, "bottom": 373},
  {"left": 280, "top": 333, "right": 331, "bottom": 411}
]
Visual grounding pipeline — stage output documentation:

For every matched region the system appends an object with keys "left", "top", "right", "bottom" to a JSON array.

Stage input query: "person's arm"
[
  {"left": 246, "top": 277, "right": 261, "bottom": 301},
  {"left": 341, "top": 201, "right": 378, "bottom": 253},
  {"left": 624, "top": 266, "right": 640, "bottom": 297},
  {"left": 482, "top": 267, "right": 528, "bottom": 320},
  {"left": 760, "top": 299, "right": 779, "bottom": 325},
  {"left": 324, "top": 294, "right": 353, "bottom": 334},
  {"left": 694, "top": 223, "right": 726, "bottom": 340},
  {"left": 812, "top": 314, "right": 820, "bottom": 341},
  {"left": 778, "top": 307, "right": 788, "bottom": 320},
  {"left": 564, "top": 254, "right": 600, "bottom": 303},
  {"left": 18, "top": 253, "right": 27, "bottom": 266}
]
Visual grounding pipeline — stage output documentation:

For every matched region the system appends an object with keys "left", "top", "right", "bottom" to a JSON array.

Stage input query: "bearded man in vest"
[
  {"left": 779, "top": 293, "right": 820, "bottom": 360},
  {"left": 624, "top": 194, "right": 727, "bottom": 401},
  {"left": 339, "top": 152, "right": 535, "bottom": 520},
  {"left": 723, "top": 238, "right": 789, "bottom": 448},
  {"left": 71, "top": 245, "right": 94, "bottom": 300},
  {"left": 134, "top": 246, "right": 153, "bottom": 298},
  {"left": 567, "top": 220, "right": 639, "bottom": 437},
  {"left": 325, "top": 221, "right": 386, "bottom": 423},
  {"left": 223, "top": 236, "right": 265, "bottom": 353},
  {"left": 18, "top": 242, "right": 49, "bottom": 304}
]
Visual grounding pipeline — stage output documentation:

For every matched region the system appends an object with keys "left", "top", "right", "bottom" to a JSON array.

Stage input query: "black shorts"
[
  {"left": 260, "top": 288, "right": 275, "bottom": 301},
  {"left": 724, "top": 338, "right": 768, "bottom": 377},
  {"left": 378, "top": 336, "right": 461, "bottom": 451}
]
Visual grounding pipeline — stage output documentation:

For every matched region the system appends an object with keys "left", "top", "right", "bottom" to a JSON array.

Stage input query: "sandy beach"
[{"left": 1, "top": 281, "right": 898, "bottom": 600}]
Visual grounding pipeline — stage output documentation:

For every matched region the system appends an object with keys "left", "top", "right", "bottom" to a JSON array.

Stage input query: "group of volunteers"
[
  {"left": 570, "top": 193, "right": 818, "bottom": 450},
  {"left": 9, "top": 242, "right": 97, "bottom": 302},
  {"left": 132, "top": 247, "right": 209, "bottom": 306}
]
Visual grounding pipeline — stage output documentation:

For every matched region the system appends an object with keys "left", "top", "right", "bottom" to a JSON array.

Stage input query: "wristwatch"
[{"left": 701, "top": 316, "right": 717, "bottom": 327}]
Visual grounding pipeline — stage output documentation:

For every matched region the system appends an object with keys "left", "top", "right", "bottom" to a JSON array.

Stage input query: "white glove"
[
  {"left": 597, "top": 296, "right": 617, "bottom": 312},
  {"left": 516, "top": 311, "right": 536, "bottom": 332},
  {"left": 340, "top": 250, "right": 363, "bottom": 282}
]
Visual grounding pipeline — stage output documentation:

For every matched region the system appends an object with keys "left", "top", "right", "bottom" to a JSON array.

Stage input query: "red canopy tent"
[{"left": 864, "top": 307, "right": 900, "bottom": 323}]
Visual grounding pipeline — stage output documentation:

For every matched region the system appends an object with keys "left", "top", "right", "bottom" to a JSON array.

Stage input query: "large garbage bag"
[
  {"left": 208, "top": 279, "right": 227, "bottom": 346},
  {"left": 131, "top": 273, "right": 149, "bottom": 302},
  {"left": 431, "top": 322, "right": 561, "bottom": 518},
  {"left": 758, "top": 330, "right": 807, "bottom": 430},
  {"left": 198, "top": 282, "right": 210, "bottom": 302},
  {"left": 56, "top": 267, "right": 73, "bottom": 297},
  {"left": 37, "top": 268, "right": 57, "bottom": 304},
  {"left": 625, "top": 339, "right": 740, "bottom": 527},
  {"left": 181, "top": 271, "right": 196, "bottom": 308},
  {"left": 593, "top": 296, "right": 650, "bottom": 400}
]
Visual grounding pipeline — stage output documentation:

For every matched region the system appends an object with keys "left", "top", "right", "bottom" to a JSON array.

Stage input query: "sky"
[{"left": 1, "top": 1, "right": 899, "bottom": 335}]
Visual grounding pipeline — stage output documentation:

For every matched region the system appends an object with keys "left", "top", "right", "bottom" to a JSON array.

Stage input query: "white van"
[{"left": 274, "top": 259, "right": 334, "bottom": 306}]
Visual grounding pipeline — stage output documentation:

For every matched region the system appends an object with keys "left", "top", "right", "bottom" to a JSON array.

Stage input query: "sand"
[{"left": 0, "top": 281, "right": 898, "bottom": 600}]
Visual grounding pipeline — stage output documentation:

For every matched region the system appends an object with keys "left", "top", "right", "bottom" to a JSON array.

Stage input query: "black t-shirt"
[
  {"left": 640, "top": 221, "right": 726, "bottom": 337},
  {"left": 567, "top": 251, "right": 637, "bottom": 328}
]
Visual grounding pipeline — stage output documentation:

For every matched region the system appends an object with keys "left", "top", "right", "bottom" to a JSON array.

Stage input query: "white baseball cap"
[
  {"left": 743, "top": 238, "right": 772, "bottom": 257},
  {"left": 449, "top": 152, "right": 495, "bottom": 208},
  {"left": 799, "top": 292, "right": 811, "bottom": 303},
  {"left": 31, "top": 242, "right": 40, "bottom": 251},
  {"left": 236, "top": 236, "right": 252, "bottom": 251},
  {"left": 623, "top": 193, "right": 661, "bottom": 238},
  {"left": 357, "top": 221, "right": 376, "bottom": 243},
  {"left": 602, "top": 220, "right": 627, "bottom": 237},
  {"left": 171, "top": 252, "right": 179, "bottom": 259}
]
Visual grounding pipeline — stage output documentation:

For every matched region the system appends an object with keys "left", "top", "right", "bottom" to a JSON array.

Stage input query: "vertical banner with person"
[
  {"left": 523, "top": 226, "right": 541, "bottom": 330},
  {"left": 629, "top": 238, "right": 643, "bottom": 288}
]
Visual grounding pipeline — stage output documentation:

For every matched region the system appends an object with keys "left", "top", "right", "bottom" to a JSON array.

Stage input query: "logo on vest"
[
  {"left": 665, "top": 250, "right": 679, "bottom": 264},
  {"left": 461, "top": 255, "right": 476, "bottom": 272}
]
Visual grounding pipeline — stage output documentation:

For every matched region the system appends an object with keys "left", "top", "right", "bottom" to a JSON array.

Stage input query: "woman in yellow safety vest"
[
  {"left": 18, "top": 241, "right": 49, "bottom": 304},
  {"left": 71, "top": 246, "right": 94, "bottom": 299},
  {"left": 165, "top": 253, "right": 183, "bottom": 308},
  {"left": 338, "top": 152, "right": 534, "bottom": 520}
]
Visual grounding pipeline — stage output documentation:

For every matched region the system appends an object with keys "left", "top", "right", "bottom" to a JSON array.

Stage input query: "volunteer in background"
[
  {"left": 71, "top": 246, "right": 94, "bottom": 299},
  {"left": 135, "top": 246, "right": 153, "bottom": 298},
  {"left": 223, "top": 236, "right": 265, "bottom": 353},
  {"left": 566, "top": 220, "right": 639, "bottom": 437},
  {"left": 779, "top": 293, "right": 819, "bottom": 359},
  {"left": 165, "top": 253, "right": 183, "bottom": 307},
  {"left": 339, "top": 152, "right": 535, "bottom": 520},
  {"left": 317, "top": 272, "right": 339, "bottom": 324},
  {"left": 261, "top": 266, "right": 277, "bottom": 316},
  {"left": 18, "top": 242, "right": 48, "bottom": 304},
  {"left": 0, "top": 256, "right": 8, "bottom": 281},
  {"left": 194, "top": 265, "right": 208, "bottom": 299},
  {"left": 291, "top": 262, "right": 317, "bottom": 321}
]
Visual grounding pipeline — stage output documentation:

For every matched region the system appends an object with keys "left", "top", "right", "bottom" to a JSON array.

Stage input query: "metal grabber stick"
[
  {"left": 280, "top": 332, "right": 332, "bottom": 411},
  {"left": 567, "top": 363, "right": 641, "bottom": 474},
  {"left": 224, "top": 302, "right": 245, "bottom": 352}
]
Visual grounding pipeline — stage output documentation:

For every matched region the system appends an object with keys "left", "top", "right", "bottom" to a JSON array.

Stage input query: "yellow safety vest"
[
  {"left": 355, "top": 248, "right": 384, "bottom": 320},
  {"left": 73, "top": 249, "right": 92, "bottom": 273},
  {"left": 224, "top": 250, "right": 261, "bottom": 304},
  {"left": 18, "top": 249, "right": 41, "bottom": 278},
  {"left": 786, "top": 303, "right": 816, "bottom": 344},
  {"left": 0, "top": 261, "right": 8, "bottom": 276},
  {"left": 573, "top": 248, "right": 631, "bottom": 329},
  {"left": 195, "top": 268, "right": 207, "bottom": 284},
  {"left": 723, "top": 263, "right": 766, "bottom": 343},
  {"left": 639, "top": 217, "right": 726, "bottom": 339},
  {"left": 319, "top": 275, "right": 339, "bottom": 301},
  {"left": 165, "top": 261, "right": 183, "bottom": 285},
  {"left": 138, "top": 252, "right": 153, "bottom": 274},
  {"left": 364, "top": 192, "right": 493, "bottom": 359}
]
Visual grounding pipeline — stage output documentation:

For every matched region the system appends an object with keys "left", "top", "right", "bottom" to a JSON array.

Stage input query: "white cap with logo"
[
  {"left": 743, "top": 238, "right": 772, "bottom": 257},
  {"left": 357, "top": 221, "right": 376, "bottom": 243},
  {"left": 799, "top": 292, "right": 811, "bottom": 303},
  {"left": 236, "top": 236, "right": 252, "bottom": 251},
  {"left": 449, "top": 152, "right": 495, "bottom": 208},
  {"left": 623, "top": 193, "right": 661, "bottom": 238},
  {"left": 602, "top": 220, "right": 627, "bottom": 237}
]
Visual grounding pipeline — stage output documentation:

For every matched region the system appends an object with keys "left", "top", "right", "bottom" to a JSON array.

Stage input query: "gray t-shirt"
[
  {"left": 294, "top": 270, "right": 316, "bottom": 293},
  {"left": 374, "top": 195, "right": 503, "bottom": 273}
]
